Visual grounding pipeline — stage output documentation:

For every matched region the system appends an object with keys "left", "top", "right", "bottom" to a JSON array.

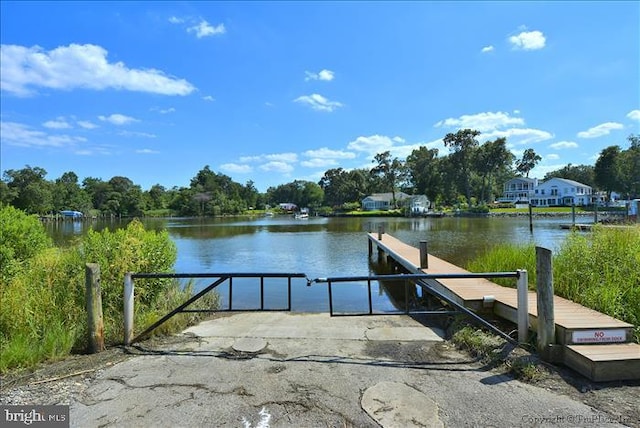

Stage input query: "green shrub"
[
  {"left": 1, "top": 218, "right": 218, "bottom": 372},
  {"left": 0, "top": 205, "right": 52, "bottom": 281},
  {"left": 467, "top": 225, "right": 640, "bottom": 342}
]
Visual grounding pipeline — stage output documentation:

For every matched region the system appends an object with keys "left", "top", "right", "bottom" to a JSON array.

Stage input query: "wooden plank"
[
  {"left": 565, "top": 344, "right": 640, "bottom": 381},
  {"left": 368, "top": 233, "right": 633, "bottom": 331}
]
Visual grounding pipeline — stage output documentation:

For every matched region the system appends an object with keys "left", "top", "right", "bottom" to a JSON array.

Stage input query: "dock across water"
[{"left": 368, "top": 232, "right": 640, "bottom": 382}]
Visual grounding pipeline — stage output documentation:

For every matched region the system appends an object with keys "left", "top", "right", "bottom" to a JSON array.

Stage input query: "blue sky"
[{"left": 1, "top": 1, "right": 638, "bottom": 192}]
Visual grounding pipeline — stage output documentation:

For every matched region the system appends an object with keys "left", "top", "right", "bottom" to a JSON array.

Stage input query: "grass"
[
  {"left": 467, "top": 224, "right": 640, "bottom": 343},
  {"left": 0, "top": 219, "right": 220, "bottom": 373}
]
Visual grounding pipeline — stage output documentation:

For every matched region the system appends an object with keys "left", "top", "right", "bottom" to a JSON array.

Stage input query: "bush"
[
  {"left": 467, "top": 225, "right": 640, "bottom": 342},
  {"left": 0, "top": 218, "right": 218, "bottom": 372},
  {"left": 0, "top": 205, "right": 52, "bottom": 281}
]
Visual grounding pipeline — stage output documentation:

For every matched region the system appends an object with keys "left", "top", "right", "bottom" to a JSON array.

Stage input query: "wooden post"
[
  {"left": 85, "top": 263, "right": 105, "bottom": 353},
  {"left": 571, "top": 203, "right": 576, "bottom": 226},
  {"left": 536, "top": 247, "right": 555, "bottom": 360},
  {"left": 419, "top": 240, "right": 428, "bottom": 269},
  {"left": 517, "top": 269, "right": 529, "bottom": 343},
  {"left": 368, "top": 238, "right": 373, "bottom": 257},
  {"left": 594, "top": 200, "right": 598, "bottom": 223},
  {"left": 124, "top": 273, "right": 134, "bottom": 346},
  {"left": 377, "top": 224, "right": 383, "bottom": 240},
  {"left": 528, "top": 204, "right": 533, "bottom": 233}
]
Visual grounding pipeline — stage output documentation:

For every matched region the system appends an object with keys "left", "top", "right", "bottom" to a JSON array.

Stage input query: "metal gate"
[{"left": 124, "top": 270, "right": 522, "bottom": 346}]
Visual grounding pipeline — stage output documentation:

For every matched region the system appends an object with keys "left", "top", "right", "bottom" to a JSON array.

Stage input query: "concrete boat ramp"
[{"left": 70, "top": 313, "right": 628, "bottom": 427}]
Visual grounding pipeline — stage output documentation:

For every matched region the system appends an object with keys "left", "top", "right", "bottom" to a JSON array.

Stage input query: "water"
[{"left": 45, "top": 214, "right": 584, "bottom": 312}]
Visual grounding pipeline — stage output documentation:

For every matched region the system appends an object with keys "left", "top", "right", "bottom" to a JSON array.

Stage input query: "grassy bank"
[
  {"left": 467, "top": 225, "right": 640, "bottom": 342},
  {"left": 0, "top": 207, "right": 218, "bottom": 372}
]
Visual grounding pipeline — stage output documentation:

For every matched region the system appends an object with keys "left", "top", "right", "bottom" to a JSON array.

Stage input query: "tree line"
[{"left": 2, "top": 130, "right": 638, "bottom": 216}]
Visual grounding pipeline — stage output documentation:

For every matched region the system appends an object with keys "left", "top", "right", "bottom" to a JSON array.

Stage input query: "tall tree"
[
  {"left": 515, "top": 148, "right": 542, "bottom": 178},
  {"left": 443, "top": 129, "right": 480, "bottom": 207},
  {"left": 2, "top": 166, "right": 53, "bottom": 214},
  {"left": 370, "top": 151, "right": 406, "bottom": 208},
  {"left": 594, "top": 146, "right": 622, "bottom": 201},
  {"left": 619, "top": 134, "right": 640, "bottom": 199},
  {"left": 405, "top": 146, "right": 441, "bottom": 201},
  {"left": 474, "top": 138, "right": 514, "bottom": 203}
]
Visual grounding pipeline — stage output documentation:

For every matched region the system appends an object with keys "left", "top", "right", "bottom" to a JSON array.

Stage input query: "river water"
[{"left": 46, "top": 214, "right": 585, "bottom": 312}]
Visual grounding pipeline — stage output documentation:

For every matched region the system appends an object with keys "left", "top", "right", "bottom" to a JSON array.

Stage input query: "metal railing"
[
  {"left": 311, "top": 271, "right": 527, "bottom": 345},
  {"left": 124, "top": 272, "right": 307, "bottom": 345}
]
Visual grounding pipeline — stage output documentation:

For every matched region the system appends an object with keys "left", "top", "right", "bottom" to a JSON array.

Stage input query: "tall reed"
[{"left": 467, "top": 225, "right": 640, "bottom": 342}]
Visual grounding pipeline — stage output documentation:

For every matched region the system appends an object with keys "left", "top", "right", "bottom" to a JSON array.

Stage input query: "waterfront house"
[
  {"left": 362, "top": 192, "right": 411, "bottom": 211},
  {"left": 498, "top": 177, "right": 538, "bottom": 203},
  {"left": 408, "top": 195, "right": 430, "bottom": 214},
  {"left": 529, "top": 177, "right": 593, "bottom": 207}
]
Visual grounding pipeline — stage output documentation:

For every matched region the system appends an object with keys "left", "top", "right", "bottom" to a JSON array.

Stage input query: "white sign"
[{"left": 572, "top": 329, "right": 626, "bottom": 344}]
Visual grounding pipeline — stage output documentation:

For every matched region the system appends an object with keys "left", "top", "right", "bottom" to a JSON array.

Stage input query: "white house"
[
  {"left": 530, "top": 178, "right": 593, "bottom": 207},
  {"left": 498, "top": 177, "right": 538, "bottom": 203},
  {"left": 361, "top": 192, "right": 411, "bottom": 211},
  {"left": 408, "top": 195, "right": 430, "bottom": 214}
]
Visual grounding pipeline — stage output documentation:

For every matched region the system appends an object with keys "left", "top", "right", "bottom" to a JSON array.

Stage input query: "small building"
[
  {"left": 60, "top": 210, "right": 83, "bottom": 219},
  {"left": 408, "top": 195, "right": 430, "bottom": 214},
  {"left": 530, "top": 178, "right": 593, "bottom": 207},
  {"left": 361, "top": 192, "right": 420, "bottom": 211},
  {"left": 498, "top": 177, "right": 538, "bottom": 204},
  {"left": 278, "top": 203, "right": 297, "bottom": 212}
]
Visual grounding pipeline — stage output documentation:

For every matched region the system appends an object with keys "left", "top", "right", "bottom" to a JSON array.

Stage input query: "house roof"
[
  {"left": 363, "top": 192, "right": 411, "bottom": 202},
  {"left": 538, "top": 177, "right": 591, "bottom": 188}
]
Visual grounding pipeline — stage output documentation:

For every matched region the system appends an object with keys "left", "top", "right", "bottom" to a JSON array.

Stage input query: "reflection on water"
[{"left": 45, "top": 214, "right": 579, "bottom": 311}]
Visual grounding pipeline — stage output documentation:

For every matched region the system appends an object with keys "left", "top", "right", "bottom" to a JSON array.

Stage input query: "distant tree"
[
  {"left": 515, "top": 148, "right": 542, "bottom": 178},
  {"left": 405, "top": 146, "right": 442, "bottom": 202},
  {"left": 543, "top": 164, "right": 595, "bottom": 187},
  {"left": 370, "top": 151, "right": 406, "bottom": 208},
  {"left": 2, "top": 166, "right": 53, "bottom": 214},
  {"left": 266, "top": 180, "right": 324, "bottom": 209},
  {"left": 474, "top": 138, "right": 514, "bottom": 203},
  {"left": 443, "top": 129, "right": 480, "bottom": 207},
  {"left": 594, "top": 146, "right": 622, "bottom": 201},
  {"left": 618, "top": 134, "right": 640, "bottom": 199},
  {"left": 52, "top": 171, "right": 92, "bottom": 213}
]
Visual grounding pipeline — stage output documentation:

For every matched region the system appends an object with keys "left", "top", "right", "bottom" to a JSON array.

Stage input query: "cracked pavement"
[{"left": 69, "top": 313, "right": 630, "bottom": 427}]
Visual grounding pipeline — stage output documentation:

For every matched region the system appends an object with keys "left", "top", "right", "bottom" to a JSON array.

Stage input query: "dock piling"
[
  {"left": 86, "top": 263, "right": 105, "bottom": 353},
  {"left": 536, "top": 247, "right": 556, "bottom": 360}
]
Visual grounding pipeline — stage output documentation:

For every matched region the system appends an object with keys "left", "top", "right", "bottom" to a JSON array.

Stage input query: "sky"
[{"left": 1, "top": 1, "right": 639, "bottom": 192}]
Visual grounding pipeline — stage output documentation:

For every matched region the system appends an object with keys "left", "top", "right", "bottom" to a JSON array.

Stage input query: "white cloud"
[
  {"left": 549, "top": 141, "right": 578, "bottom": 149},
  {"left": 481, "top": 45, "right": 494, "bottom": 53},
  {"left": 220, "top": 163, "right": 253, "bottom": 174},
  {"left": 546, "top": 154, "right": 560, "bottom": 160},
  {"left": 0, "top": 43, "right": 196, "bottom": 96},
  {"left": 347, "top": 135, "right": 395, "bottom": 154},
  {"left": 168, "top": 16, "right": 184, "bottom": 24},
  {"left": 77, "top": 120, "right": 98, "bottom": 129},
  {"left": 43, "top": 118, "right": 72, "bottom": 129},
  {"left": 509, "top": 30, "right": 546, "bottom": 50},
  {"left": 303, "top": 147, "right": 355, "bottom": 160},
  {"left": 187, "top": 20, "right": 225, "bottom": 38},
  {"left": 99, "top": 114, "right": 138, "bottom": 125},
  {"left": 0, "top": 121, "right": 86, "bottom": 148},
  {"left": 136, "top": 148, "right": 160, "bottom": 154},
  {"left": 239, "top": 152, "right": 298, "bottom": 163},
  {"left": 294, "top": 94, "right": 343, "bottom": 112},
  {"left": 259, "top": 161, "right": 294, "bottom": 173},
  {"left": 118, "top": 130, "right": 156, "bottom": 138},
  {"left": 627, "top": 109, "right": 640, "bottom": 121},
  {"left": 482, "top": 128, "right": 554, "bottom": 145},
  {"left": 304, "top": 69, "right": 335, "bottom": 82},
  {"left": 202, "top": 95, "right": 215, "bottom": 102},
  {"left": 152, "top": 107, "right": 175, "bottom": 114},
  {"left": 435, "top": 111, "right": 525, "bottom": 132},
  {"left": 577, "top": 122, "right": 624, "bottom": 138},
  {"left": 300, "top": 158, "right": 339, "bottom": 168}
]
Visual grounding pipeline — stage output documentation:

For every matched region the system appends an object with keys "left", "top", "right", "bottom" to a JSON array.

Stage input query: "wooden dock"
[{"left": 368, "top": 232, "right": 640, "bottom": 382}]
